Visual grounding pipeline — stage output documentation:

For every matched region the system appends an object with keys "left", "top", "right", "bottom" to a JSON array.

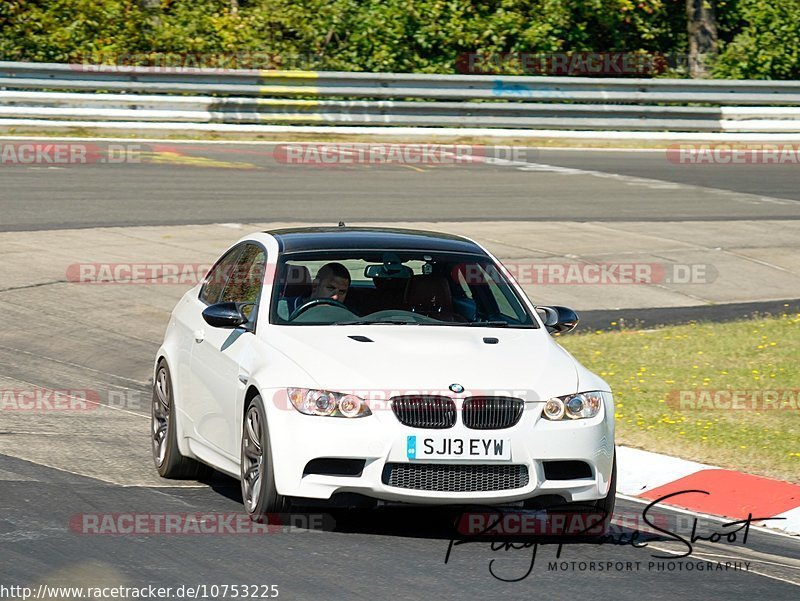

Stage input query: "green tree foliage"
[
  {"left": 712, "top": 0, "right": 800, "bottom": 78},
  {"left": 0, "top": 0, "right": 797, "bottom": 78}
]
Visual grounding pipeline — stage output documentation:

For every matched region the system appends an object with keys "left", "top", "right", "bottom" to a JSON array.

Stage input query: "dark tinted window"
[
  {"left": 220, "top": 244, "right": 266, "bottom": 320},
  {"left": 270, "top": 250, "right": 536, "bottom": 328},
  {"left": 199, "top": 245, "right": 243, "bottom": 305}
]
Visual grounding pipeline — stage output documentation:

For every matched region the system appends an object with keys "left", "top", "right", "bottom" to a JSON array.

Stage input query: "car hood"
[{"left": 266, "top": 325, "right": 579, "bottom": 402}]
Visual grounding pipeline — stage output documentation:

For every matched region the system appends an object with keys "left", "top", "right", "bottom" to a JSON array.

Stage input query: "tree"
[
  {"left": 686, "top": 0, "right": 718, "bottom": 77},
  {"left": 138, "top": 0, "right": 161, "bottom": 29}
]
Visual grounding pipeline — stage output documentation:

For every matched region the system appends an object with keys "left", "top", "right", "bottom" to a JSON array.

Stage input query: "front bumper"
[{"left": 263, "top": 390, "right": 615, "bottom": 505}]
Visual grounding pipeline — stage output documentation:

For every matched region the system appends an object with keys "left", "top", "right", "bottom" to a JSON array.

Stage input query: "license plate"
[{"left": 406, "top": 435, "right": 511, "bottom": 460}]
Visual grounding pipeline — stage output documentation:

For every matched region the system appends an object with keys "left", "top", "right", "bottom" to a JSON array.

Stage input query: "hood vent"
[{"left": 348, "top": 335, "right": 373, "bottom": 342}]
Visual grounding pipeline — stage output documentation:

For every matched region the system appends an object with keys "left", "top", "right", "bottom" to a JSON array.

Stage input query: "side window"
[
  {"left": 220, "top": 244, "right": 267, "bottom": 319},
  {"left": 199, "top": 245, "right": 243, "bottom": 305}
]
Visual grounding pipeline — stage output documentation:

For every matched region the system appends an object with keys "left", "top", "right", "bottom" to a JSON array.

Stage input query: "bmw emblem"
[{"left": 449, "top": 383, "right": 464, "bottom": 394}]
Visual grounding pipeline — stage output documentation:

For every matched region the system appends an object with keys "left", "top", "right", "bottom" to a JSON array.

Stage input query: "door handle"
[{"left": 194, "top": 329, "right": 205, "bottom": 343}]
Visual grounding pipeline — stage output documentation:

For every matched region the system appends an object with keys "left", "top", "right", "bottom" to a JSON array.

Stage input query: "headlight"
[
  {"left": 542, "top": 391, "right": 606, "bottom": 421},
  {"left": 543, "top": 397, "right": 566, "bottom": 420},
  {"left": 287, "top": 388, "right": 372, "bottom": 418}
]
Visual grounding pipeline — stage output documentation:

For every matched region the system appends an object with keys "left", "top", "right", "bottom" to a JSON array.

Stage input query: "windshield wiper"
[
  {"left": 467, "top": 320, "right": 510, "bottom": 327},
  {"left": 336, "top": 320, "right": 417, "bottom": 325}
]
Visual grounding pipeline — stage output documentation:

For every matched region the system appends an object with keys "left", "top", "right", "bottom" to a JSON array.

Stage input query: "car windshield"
[{"left": 270, "top": 250, "right": 538, "bottom": 328}]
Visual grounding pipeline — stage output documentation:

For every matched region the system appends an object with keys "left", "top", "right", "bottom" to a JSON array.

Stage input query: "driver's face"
[{"left": 312, "top": 275, "right": 349, "bottom": 302}]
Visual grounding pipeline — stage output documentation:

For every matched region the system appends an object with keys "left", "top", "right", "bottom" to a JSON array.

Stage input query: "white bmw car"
[{"left": 152, "top": 227, "right": 615, "bottom": 521}]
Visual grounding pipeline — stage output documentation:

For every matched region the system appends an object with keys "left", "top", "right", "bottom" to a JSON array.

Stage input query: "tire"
[
  {"left": 151, "top": 360, "right": 212, "bottom": 480},
  {"left": 241, "top": 394, "right": 287, "bottom": 521},
  {"left": 594, "top": 453, "right": 617, "bottom": 525}
]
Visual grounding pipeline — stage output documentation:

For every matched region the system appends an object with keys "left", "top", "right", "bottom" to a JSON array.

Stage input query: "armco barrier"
[{"left": 0, "top": 61, "right": 799, "bottom": 133}]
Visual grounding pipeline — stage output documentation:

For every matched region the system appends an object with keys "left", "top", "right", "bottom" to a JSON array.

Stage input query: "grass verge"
[
  {"left": 560, "top": 313, "right": 800, "bottom": 482},
  {"left": 0, "top": 126, "right": 693, "bottom": 149}
]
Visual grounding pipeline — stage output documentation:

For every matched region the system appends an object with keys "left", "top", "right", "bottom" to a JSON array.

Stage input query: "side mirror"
[
  {"left": 537, "top": 305, "right": 579, "bottom": 334},
  {"left": 202, "top": 302, "right": 249, "bottom": 329}
]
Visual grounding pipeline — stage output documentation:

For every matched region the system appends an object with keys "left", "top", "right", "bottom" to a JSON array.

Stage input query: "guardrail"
[
  {"left": 1, "top": 60, "right": 799, "bottom": 134},
  {"left": 3, "top": 91, "right": 800, "bottom": 132}
]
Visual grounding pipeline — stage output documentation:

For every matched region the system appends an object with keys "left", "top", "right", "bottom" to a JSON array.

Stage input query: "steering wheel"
[{"left": 289, "top": 298, "right": 351, "bottom": 320}]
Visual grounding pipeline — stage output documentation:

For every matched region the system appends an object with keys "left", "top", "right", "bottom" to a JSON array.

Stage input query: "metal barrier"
[{"left": 1, "top": 61, "right": 799, "bottom": 133}]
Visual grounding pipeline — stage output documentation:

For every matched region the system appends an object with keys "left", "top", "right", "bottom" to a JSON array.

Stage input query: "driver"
[{"left": 286, "top": 262, "right": 351, "bottom": 315}]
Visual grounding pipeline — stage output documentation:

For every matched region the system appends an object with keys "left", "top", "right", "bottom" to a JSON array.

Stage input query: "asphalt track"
[
  {"left": 0, "top": 143, "right": 799, "bottom": 231},
  {"left": 1, "top": 140, "right": 798, "bottom": 599},
  {"left": 2, "top": 454, "right": 799, "bottom": 600},
  {"left": 579, "top": 298, "right": 800, "bottom": 330}
]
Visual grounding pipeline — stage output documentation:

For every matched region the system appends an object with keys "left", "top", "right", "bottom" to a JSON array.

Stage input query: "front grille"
[
  {"left": 391, "top": 396, "right": 456, "bottom": 429},
  {"left": 463, "top": 397, "right": 524, "bottom": 430},
  {"left": 382, "top": 463, "right": 529, "bottom": 492}
]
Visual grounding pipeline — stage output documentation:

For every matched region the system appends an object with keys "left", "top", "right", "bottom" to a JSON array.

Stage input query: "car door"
[
  {"left": 189, "top": 243, "right": 266, "bottom": 459},
  {"left": 174, "top": 244, "right": 243, "bottom": 436}
]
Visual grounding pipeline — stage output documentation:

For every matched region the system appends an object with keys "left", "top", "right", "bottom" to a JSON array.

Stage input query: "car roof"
[{"left": 265, "top": 226, "right": 487, "bottom": 255}]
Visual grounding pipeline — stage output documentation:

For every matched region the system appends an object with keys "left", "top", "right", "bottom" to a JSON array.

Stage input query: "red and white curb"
[{"left": 617, "top": 446, "right": 800, "bottom": 535}]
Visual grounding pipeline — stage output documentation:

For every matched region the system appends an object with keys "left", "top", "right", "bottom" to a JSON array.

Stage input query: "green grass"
[{"left": 559, "top": 313, "right": 800, "bottom": 482}]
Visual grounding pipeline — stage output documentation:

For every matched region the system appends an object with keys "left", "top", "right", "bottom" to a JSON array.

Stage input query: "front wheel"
[
  {"left": 523, "top": 454, "right": 616, "bottom": 534},
  {"left": 241, "top": 394, "right": 287, "bottom": 521},
  {"left": 594, "top": 453, "right": 617, "bottom": 523}
]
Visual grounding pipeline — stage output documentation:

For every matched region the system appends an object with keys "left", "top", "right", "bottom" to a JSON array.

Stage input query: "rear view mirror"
[
  {"left": 364, "top": 265, "right": 384, "bottom": 279},
  {"left": 364, "top": 263, "right": 413, "bottom": 279}
]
